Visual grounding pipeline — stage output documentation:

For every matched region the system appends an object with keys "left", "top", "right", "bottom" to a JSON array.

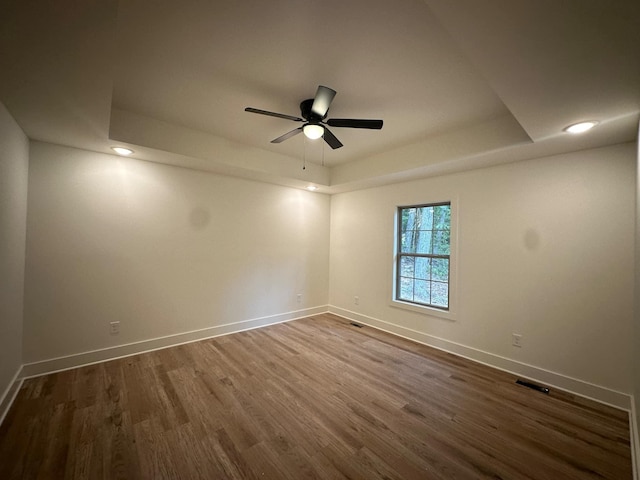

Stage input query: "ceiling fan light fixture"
[
  {"left": 303, "top": 124, "right": 324, "bottom": 140},
  {"left": 563, "top": 121, "right": 598, "bottom": 134}
]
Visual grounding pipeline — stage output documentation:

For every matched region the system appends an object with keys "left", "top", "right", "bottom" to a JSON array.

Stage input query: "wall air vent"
[{"left": 516, "top": 379, "right": 550, "bottom": 394}]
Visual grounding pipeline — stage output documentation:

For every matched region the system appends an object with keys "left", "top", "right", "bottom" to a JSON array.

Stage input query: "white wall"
[
  {"left": 14, "top": 137, "right": 638, "bottom": 410},
  {"left": 0, "top": 103, "right": 28, "bottom": 399},
  {"left": 330, "top": 143, "right": 635, "bottom": 397},
  {"left": 23, "top": 142, "right": 330, "bottom": 362}
]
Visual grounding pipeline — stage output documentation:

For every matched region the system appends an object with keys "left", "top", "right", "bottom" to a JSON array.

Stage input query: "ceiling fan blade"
[
  {"left": 322, "top": 127, "right": 343, "bottom": 149},
  {"left": 245, "top": 107, "right": 303, "bottom": 122},
  {"left": 327, "top": 118, "right": 383, "bottom": 129},
  {"left": 271, "top": 127, "right": 303, "bottom": 143},
  {"left": 311, "top": 86, "right": 336, "bottom": 118}
]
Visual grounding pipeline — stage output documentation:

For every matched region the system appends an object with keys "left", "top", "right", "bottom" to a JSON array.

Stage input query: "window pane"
[
  {"left": 414, "top": 279, "right": 431, "bottom": 304},
  {"left": 400, "top": 256, "right": 415, "bottom": 277},
  {"left": 431, "top": 282, "right": 448, "bottom": 308},
  {"left": 432, "top": 229, "right": 450, "bottom": 255},
  {"left": 402, "top": 208, "right": 417, "bottom": 232},
  {"left": 401, "top": 230, "right": 415, "bottom": 253},
  {"left": 431, "top": 258, "right": 449, "bottom": 282},
  {"left": 418, "top": 206, "right": 433, "bottom": 230},
  {"left": 415, "top": 230, "right": 432, "bottom": 254},
  {"left": 399, "top": 277, "right": 414, "bottom": 301},
  {"left": 433, "top": 205, "right": 451, "bottom": 230},
  {"left": 415, "top": 257, "right": 430, "bottom": 280}
]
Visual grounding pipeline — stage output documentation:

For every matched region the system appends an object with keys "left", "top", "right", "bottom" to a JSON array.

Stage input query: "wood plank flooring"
[{"left": 0, "top": 313, "right": 632, "bottom": 479}]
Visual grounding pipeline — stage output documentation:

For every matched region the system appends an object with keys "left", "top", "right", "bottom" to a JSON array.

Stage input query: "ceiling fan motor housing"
[{"left": 300, "top": 98, "right": 325, "bottom": 123}]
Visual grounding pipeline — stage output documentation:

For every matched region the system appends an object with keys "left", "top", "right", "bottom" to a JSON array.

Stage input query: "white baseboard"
[
  {"left": 6, "top": 304, "right": 635, "bottom": 447},
  {"left": 20, "top": 305, "right": 329, "bottom": 379},
  {"left": 328, "top": 306, "right": 631, "bottom": 411},
  {"left": 631, "top": 396, "right": 640, "bottom": 480},
  {"left": 0, "top": 366, "right": 24, "bottom": 427}
]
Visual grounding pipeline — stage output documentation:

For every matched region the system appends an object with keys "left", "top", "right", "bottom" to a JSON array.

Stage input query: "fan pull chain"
[{"left": 302, "top": 134, "right": 307, "bottom": 170}]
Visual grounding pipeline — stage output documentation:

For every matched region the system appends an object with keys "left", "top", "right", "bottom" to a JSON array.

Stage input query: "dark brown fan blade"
[
  {"left": 311, "top": 86, "right": 336, "bottom": 118},
  {"left": 245, "top": 107, "right": 303, "bottom": 122},
  {"left": 271, "top": 127, "right": 303, "bottom": 143},
  {"left": 322, "top": 127, "right": 343, "bottom": 149},
  {"left": 327, "top": 118, "right": 383, "bottom": 129}
]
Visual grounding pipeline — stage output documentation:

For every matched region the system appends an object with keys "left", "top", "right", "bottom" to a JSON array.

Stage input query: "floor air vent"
[
  {"left": 516, "top": 379, "right": 550, "bottom": 394},
  {"left": 350, "top": 322, "right": 364, "bottom": 328}
]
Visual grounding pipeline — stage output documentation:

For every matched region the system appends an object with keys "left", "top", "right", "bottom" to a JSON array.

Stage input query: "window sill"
[{"left": 390, "top": 299, "right": 456, "bottom": 322}]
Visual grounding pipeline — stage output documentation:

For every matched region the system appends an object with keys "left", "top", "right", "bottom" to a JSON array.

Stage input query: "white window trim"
[{"left": 390, "top": 198, "right": 458, "bottom": 321}]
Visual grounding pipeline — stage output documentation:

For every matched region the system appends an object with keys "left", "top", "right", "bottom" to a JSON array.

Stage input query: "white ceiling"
[{"left": 1, "top": 0, "right": 638, "bottom": 193}]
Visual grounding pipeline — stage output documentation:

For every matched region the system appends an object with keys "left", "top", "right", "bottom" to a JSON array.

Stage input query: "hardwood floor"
[{"left": 0, "top": 314, "right": 632, "bottom": 479}]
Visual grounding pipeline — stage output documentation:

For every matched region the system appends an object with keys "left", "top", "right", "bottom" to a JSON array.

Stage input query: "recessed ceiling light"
[
  {"left": 563, "top": 121, "right": 598, "bottom": 134},
  {"left": 306, "top": 185, "right": 318, "bottom": 191},
  {"left": 111, "top": 147, "right": 134, "bottom": 156}
]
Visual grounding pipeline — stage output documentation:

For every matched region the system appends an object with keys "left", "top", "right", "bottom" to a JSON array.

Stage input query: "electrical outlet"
[
  {"left": 297, "top": 293, "right": 302, "bottom": 304},
  {"left": 110, "top": 321, "right": 120, "bottom": 335},
  {"left": 354, "top": 296, "right": 360, "bottom": 305},
  {"left": 512, "top": 333, "right": 522, "bottom": 347}
]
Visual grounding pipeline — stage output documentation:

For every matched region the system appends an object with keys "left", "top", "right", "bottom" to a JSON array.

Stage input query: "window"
[{"left": 396, "top": 203, "right": 451, "bottom": 310}]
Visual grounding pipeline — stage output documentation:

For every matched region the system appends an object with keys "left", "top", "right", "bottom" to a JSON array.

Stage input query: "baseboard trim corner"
[
  {"left": 0, "top": 366, "right": 24, "bottom": 427},
  {"left": 328, "top": 306, "right": 631, "bottom": 411},
  {"left": 21, "top": 305, "right": 329, "bottom": 379},
  {"left": 631, "top": 395, "right": 640, "bottom": 480}
]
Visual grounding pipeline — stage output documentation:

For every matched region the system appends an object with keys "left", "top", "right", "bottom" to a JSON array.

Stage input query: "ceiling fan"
[{"left": 245, "top": 85, "right": 383, "bottom": 149}]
